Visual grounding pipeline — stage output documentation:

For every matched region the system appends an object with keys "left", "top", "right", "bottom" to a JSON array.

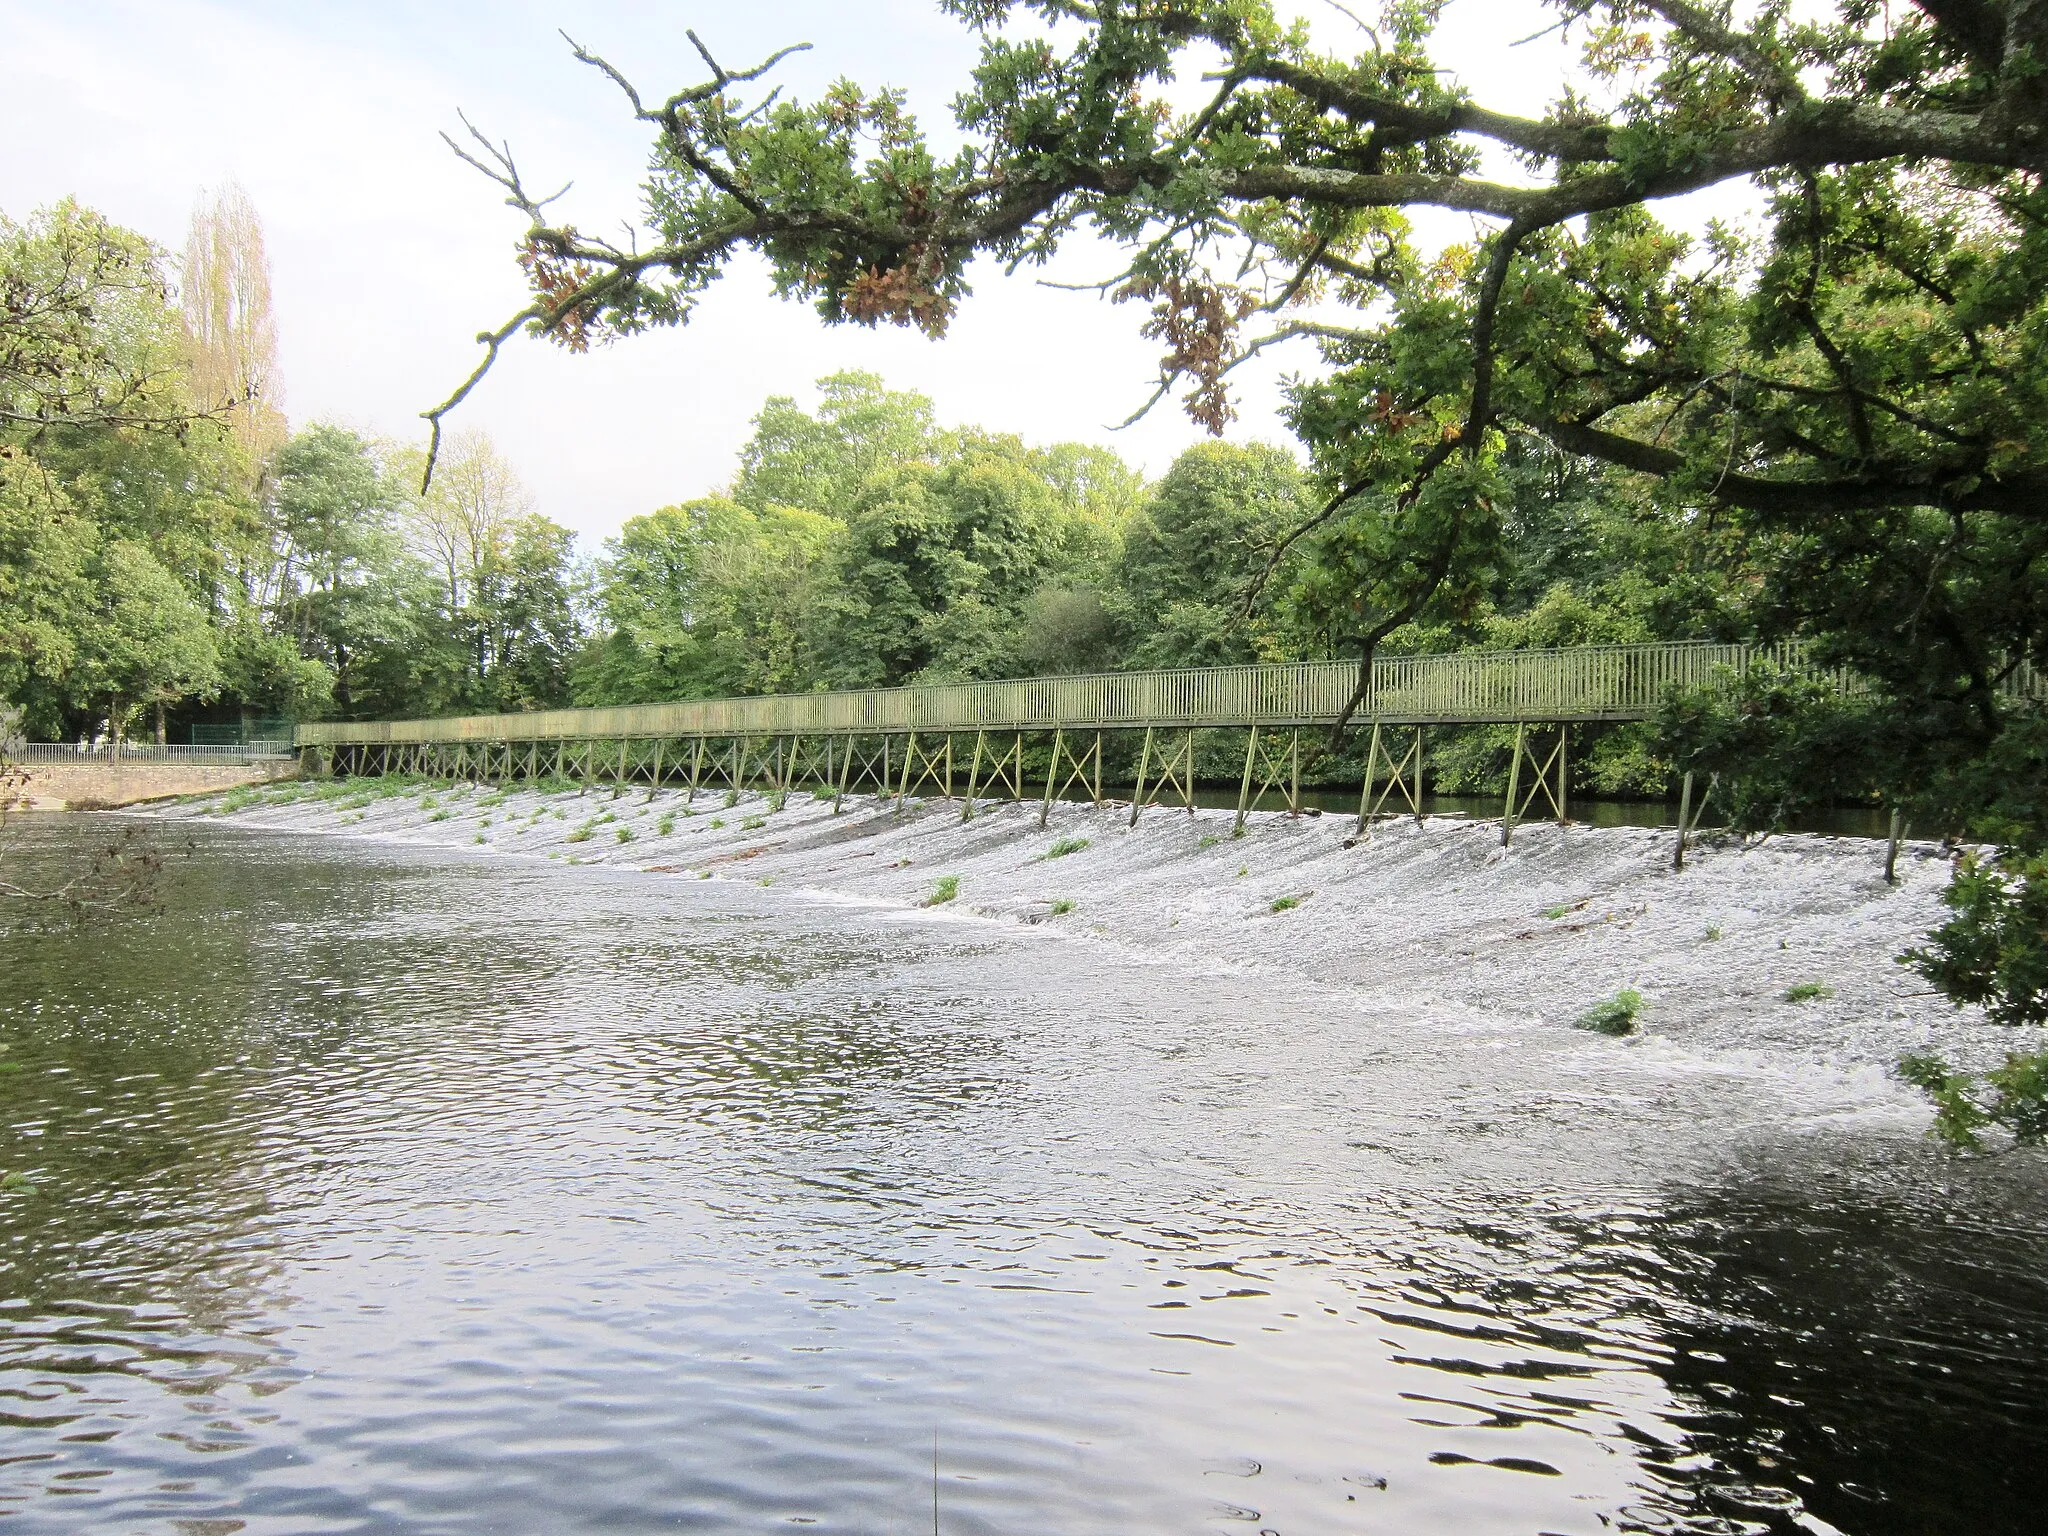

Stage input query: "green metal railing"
[
  {"left": 296, "top": 640, "right": 1896, "bottom": 747},
  {"left": 291, "top": 639, "right": 2048, "bottom": 860}
]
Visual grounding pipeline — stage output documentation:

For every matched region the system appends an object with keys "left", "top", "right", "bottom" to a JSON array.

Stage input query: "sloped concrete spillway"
[
  {"left": 169, "top": 775, "right": 2004, "bottom": 1080},
  {"left": 0, "top": 785, "right": 2037, "bottom": 1533}
]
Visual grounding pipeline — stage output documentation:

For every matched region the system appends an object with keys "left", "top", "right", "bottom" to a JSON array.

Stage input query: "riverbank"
[
  {"left": 146, "top": 776, "right": 2032, "bottom": 1102},
  {"left": 11, "top": 757, "right": 296, "bottom": 809}
]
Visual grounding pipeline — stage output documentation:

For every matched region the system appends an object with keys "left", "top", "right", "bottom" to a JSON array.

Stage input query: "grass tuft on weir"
[{"left": 1575, "top": 988, "right": 1644, "bottom": 1036}]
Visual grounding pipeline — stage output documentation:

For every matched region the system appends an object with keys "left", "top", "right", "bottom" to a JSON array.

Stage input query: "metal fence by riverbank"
[{"left": 14, "top": 742, "right": 297, "bottom": 767}]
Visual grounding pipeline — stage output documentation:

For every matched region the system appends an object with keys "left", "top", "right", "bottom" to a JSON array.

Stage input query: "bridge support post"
[
  {"left": 688, "top": 736, "right": 705, "bottom": 802},
  {"left": 962, "top": 729, "right": 988, "bottom": 821},
  {"left": 834, "top": 736, "right": 853, "bottom": 813},
  {"left": 1039, "top": 730, "right": 1066, "bottom": 829},
  {"left": 1130, "top": 729, "right": 1196, "bottom": 826},
  {"left": 1502, "top": 723, "right": 1526, "bottom": 847},
  {"left": 1670, "top": 768, "right": 1715, "bottom": 871},
  {"left": 1673, "top": 771, "right": 1694, "bottom": 870},
  {"left": 1558, "top": 725, "right": 1569, "bottom": 824},
  {"left": 1353, "top": 723, "right": 1383, "bottom": 838},
  {"left": 1236, "top": 726, "right": 1299, "bottom": 834},
  {"left": 895, "top": 732, "right": 917, "bottom": 816},
  {"left": 1129, "top": 727, "right": 1156, "bottom": 828},
  {"left": 1235, "top": 727, "right": 1259, "bottom": 836},
  {"left": 1503, "top": 724, "right": 1568, "bottom": 847},
  {"left": 1885, "top": 807, "right": 1905, "bottom": 884}
]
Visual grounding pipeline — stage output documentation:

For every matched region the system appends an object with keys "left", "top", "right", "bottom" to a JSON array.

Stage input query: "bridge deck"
[{"left": 298, "top": 641, "right": 1881, "bottom": 747}]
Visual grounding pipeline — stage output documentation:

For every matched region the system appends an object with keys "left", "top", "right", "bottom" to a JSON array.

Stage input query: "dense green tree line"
[
  {"left": 573, "top": 370, "right": 1311, "bottom": 704},
  {"left": 0, "top": 202, "right": 580, "bottom": 743}
]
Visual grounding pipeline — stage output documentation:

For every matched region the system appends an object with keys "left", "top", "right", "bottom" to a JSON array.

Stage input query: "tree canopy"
[
  {"left": 574, "top": 371, "right": 1174, "bottom": 703},
  {"left": 0, "top": 198, "right": 584, "bottom": 742},
  {"left": 431, "top": 0, "right": 2047, "bottom": 814}
]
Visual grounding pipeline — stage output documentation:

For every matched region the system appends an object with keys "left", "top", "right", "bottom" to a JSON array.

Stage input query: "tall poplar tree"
[{"left": 181, "top": 182, "right": 286, "bottom": 477}]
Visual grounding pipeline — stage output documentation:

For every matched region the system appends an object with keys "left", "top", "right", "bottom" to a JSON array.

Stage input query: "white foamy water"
[{"left": 152, "top": 777, "right": 2036, "bottom": 1129}]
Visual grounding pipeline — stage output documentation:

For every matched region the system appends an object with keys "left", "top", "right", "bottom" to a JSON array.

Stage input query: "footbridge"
[{"left": 300, "top": 640, "right": 1931, "bottom": 846}]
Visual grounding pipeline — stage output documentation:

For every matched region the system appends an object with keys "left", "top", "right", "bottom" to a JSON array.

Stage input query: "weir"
[{"left": 295, "top": 639, "right": 2041, "bottom": 851}]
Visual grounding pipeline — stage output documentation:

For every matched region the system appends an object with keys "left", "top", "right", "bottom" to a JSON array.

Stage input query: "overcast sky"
[{"left": 4, "top": 1, "right": 1711, "bottom": 546}]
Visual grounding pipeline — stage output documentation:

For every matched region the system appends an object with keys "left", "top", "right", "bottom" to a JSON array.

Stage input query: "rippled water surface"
[{"left": 1, "top": 816, "right": 2044, "bottom": 1534}]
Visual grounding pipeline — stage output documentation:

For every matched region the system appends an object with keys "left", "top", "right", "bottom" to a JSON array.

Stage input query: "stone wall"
[{"left": 10, "top": 759, "right": 299, "bottom": 811}]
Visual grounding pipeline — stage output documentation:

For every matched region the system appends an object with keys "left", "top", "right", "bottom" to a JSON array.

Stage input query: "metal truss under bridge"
[{"left": 295, "top": 640, "right": 2038, "bottom": 855}]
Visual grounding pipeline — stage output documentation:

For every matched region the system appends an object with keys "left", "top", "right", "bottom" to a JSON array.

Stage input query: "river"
[{"left": 1, "top": 811, "right": 2044, "bottom": 1534}]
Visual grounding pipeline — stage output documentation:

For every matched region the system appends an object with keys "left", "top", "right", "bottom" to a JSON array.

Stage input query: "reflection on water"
[{"left": 0, "top": 814, "right": 2040, "bottom": 1533}]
